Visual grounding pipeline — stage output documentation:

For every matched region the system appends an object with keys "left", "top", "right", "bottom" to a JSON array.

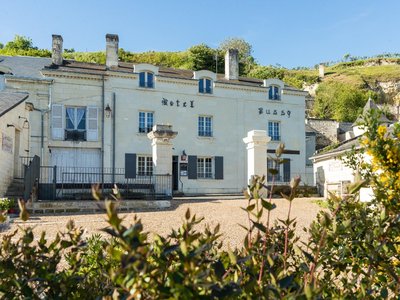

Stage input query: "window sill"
[
  {"left": 197, "top": 136, "right": 215, "bottom": 141},
  {"left": 137, "top": 87, "right": 156, "bottom": 91},
  {"left": 197, "top": 92, "right": 214, "bottom": 97},
  {"left": 137, "top": 132, "right": 151, "bottom": 136}
]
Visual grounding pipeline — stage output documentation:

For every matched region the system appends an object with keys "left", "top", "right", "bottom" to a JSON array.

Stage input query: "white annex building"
[{"left": 0, "top": 34, "right": 309, "bottom": 199}]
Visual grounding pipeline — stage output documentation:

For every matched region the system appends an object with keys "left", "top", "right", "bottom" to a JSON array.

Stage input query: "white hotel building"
[{"left": 1, "top": 34, "right": 309, "bottom": 198}]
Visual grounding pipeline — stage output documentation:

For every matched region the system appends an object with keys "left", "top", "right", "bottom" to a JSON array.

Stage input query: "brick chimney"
[
  {"left": 106, "top": 34, "right": 119, "bottom": 68},
  {"left": 51, "top": 35, "right": 63, "bottom": 66},
  {"left": 225, "top": 49, "right": 239, "bottom": 80}
]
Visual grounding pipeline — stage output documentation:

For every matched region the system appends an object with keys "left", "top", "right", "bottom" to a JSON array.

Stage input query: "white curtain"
[
  {"left": 66, "top": 108, "right": 75, "bottom": 128},
  {"left": 76, "top": 108, "right": 85, "bottom": 129}
]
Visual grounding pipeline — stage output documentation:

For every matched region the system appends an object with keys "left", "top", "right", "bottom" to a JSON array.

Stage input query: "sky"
[{"left": 1, "top": 0, "right": 399, "bottom": 68}]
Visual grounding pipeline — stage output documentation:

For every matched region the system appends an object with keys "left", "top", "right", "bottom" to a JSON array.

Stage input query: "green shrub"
[
  {"left": 0, "top": 198, "right": 14, "bottom": 211},
  {"left": 0, "top": 118, "right": 399, "bottom": 298}
]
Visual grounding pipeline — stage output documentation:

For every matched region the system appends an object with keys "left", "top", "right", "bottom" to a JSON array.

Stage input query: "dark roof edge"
[{"left": 0, "top": 92, "right": 29, "bottom": 118}]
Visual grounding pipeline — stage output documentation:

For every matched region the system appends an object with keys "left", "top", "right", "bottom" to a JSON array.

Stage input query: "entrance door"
[
  {"left": 172, "top": 155, "right": 179, "bottom": 191},
  {"left": 13, "top": 129, "right": 21, "bottom": 178}
]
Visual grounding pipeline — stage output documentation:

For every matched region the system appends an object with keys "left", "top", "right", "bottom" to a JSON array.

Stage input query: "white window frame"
[
  {"left": 268, "top": 121, "right": 280, "bottom": 141},
  {"left": 197, "top": 157, "right": 213, "bottom": 179},
  {"left": 137, "top": 155, "right": 153, "bottom": 176},
  {"left": 198, "top": 115, "right": 213, "bottom": 137},
  {"left": 138, "top": 111, "right": 154, "bottom": 133}
]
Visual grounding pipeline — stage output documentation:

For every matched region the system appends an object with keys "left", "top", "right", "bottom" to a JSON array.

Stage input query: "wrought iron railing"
[{"left": 38, "top": 166, "right": 172, "bottom": 201}]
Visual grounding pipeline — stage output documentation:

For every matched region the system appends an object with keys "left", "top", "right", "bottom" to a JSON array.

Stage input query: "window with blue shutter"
[
  {"left": 199, "top": 78, "right": 204, "bottom": 93},
  {"left": 188, "top": 156, "right": 198, "bottom": 179},
  {"left": 214, "top": 156, "right": 223, "bottom": 180},
  {"left": 139, "top": 71, "right": 154, "bottom": 88},
  {"left": 268, "top": 85, "right": 280, "bottom": 100},
  {"left": 199, "top": 78, "right": 213, "bottom": 94},
  {"left": 125, "top": 153, "right": 137, "bottom": 179}
]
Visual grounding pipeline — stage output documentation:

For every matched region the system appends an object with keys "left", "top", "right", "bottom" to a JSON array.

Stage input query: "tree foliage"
[{"left": 312, "top": 81, "right": 372, "bottom": 121}]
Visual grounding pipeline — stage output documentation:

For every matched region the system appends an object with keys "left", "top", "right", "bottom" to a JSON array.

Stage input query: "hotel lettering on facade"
[{"left": 2, "top": 34, "right": 308, "bottom": 195}]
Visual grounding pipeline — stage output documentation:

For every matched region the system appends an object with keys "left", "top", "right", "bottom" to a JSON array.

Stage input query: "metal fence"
[{"left": 38, "top": 166, "right": 172, "bottom": 201}]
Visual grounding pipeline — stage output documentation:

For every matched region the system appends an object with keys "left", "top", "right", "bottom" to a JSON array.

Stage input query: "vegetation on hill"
[{"left": 2, "top": 35, "right": 400, "bottom": 122}]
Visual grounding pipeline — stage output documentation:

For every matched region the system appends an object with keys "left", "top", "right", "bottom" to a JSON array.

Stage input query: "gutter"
[
  {"left": 112, "top": 92, "right": 116, "bottom": 184},
  {"left": 101, "top": 75, "right": 105, "bottom": 189}
]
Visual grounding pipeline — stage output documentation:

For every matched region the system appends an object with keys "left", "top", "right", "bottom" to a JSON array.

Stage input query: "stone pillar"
[
  {"left": 243, "top": 130, "right": 270, "bottom": 184},
  {"left": 319, "top": 63, "right": 325, "bottom": 78},
  {"left": 52, "top": 35, "right": 63, "bottom": 66},
  {"left": 147, "top": 125, "right": 178, "bottom": 196}
]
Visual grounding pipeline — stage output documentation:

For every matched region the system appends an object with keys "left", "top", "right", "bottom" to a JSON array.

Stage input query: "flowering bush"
[{"left": 0, "top": 112, "right": 399, "bottom": 298}]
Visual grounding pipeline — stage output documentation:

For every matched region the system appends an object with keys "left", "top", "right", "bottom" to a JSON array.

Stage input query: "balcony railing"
[{"left": 65, "top": 129, "right": 86, "bottom": 141}]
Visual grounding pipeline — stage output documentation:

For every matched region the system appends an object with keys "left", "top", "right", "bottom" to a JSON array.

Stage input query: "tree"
[
  {"left": 312, "top": 81, "right": 371, "bottom": 121},
  {"left": 4, "top": 35, "right": 36, "bottom": 50},
  {"left": 0, "top": 43, "right": 3, "bottom": 49},
  {"left": 219, "top": 37, "right": 256, "bottom": 75},
  {"left": 186, "top": 44, "right": 217, "bottom": 71}
]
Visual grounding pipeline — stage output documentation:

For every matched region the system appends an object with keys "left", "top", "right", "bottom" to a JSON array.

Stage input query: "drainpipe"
[
  {"left": 101, "top": 75, "right": 105, "bottom": 190},
  {"left": 112, "top": 92, "right": 116, "bottom": 184}
]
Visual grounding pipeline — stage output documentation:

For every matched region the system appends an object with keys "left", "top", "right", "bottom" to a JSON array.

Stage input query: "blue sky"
[{"left": 1, "top": 0, "right": 399, "bottom": 68}]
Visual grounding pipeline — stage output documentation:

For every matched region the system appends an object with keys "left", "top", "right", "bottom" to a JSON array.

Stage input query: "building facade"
[{"left": 1, "top": 34, "right": 308, "bottom": 196}]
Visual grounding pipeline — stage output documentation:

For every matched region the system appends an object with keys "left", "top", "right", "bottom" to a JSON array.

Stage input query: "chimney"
[
  {"left": 225, "top": 49, "right": 239, "bottom": 80},
  {"left": 52, "top": 35, "right": 63, "bottom": 66},
  {"left": 319, "top": 63, "right": 325, "bottom": 78},
  {"left": 106, "top": 34, "right": 119, "bottom": 68}
]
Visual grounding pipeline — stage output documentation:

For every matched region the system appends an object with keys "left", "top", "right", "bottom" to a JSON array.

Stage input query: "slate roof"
[
  {"left": 43, "top": 59, "right": 303, "bottom": 91},
  {"left": 0, "top": 91, "right": 29, "bottom": 117},
  {"left": 311, "top": 136, "right": 360, "bottom": 160},
  {"left": 353, "top": 97, "right": 390, "bottom": 125},
  {"left": 0, "top": 56, "right": 51, "bottom": 79},
  {"left": 0, "top": 55, "right": 305, "bottom": 91}
]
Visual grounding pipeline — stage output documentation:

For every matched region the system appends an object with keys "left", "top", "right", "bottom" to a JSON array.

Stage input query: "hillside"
[{"left": 1, "top": 35, "right": 400, "bottom": 122}]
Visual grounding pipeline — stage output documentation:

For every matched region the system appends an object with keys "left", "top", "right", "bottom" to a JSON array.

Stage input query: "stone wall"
[
  {"left": 306, "top": 118, "right": 353, "bottom": 150},
  {"left": 0, "top": 101, "right": 30, "bottom": 196}
]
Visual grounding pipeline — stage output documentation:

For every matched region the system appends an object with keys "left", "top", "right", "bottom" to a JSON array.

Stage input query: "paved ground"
[{"left": 4, "top": 196, "right": 324, "bottom": 249}]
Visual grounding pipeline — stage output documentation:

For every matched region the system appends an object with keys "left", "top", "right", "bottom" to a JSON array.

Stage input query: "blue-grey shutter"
[
  {"left": 199, "top": 79, "right": 204, "bottom": 93},
  {"left": 139, "top": 72, "right": 145, "bottom": 87},
  {"left": 283, "top": 158, "right": 291, "bottom": 182},
  {"left": 125, "top": 153, "right": 136, "bottom": 178},
  {"left": 214, "top": 156, "right": 223, "bottom": 180},
  {"left": 188, "top": 155, "right": 197, "bottom": 179}
]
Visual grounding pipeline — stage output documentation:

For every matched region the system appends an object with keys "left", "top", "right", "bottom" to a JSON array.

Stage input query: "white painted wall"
[{"left": 0, "top": 100, "right": 30, "bottom": 196}]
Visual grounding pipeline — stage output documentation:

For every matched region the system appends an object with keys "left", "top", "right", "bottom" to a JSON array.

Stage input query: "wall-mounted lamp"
[
  {"left": 181, "top": 150, "right": 187, "bottom": 162},
  {"left": 105, "top": 104, "right": 112, "bottom": 118},
  {"left": 19, "top": 116, "right": 30, "bottom": 129},
  {"left": 7, "top": 124, "right": 15, "bottom": 128}
]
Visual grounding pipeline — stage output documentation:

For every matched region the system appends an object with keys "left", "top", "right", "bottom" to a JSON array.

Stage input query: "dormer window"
[
  {"left": 139, "top": 71, "right": 154, "bottom": 88},
  {"left": 269, "top": 85, "right": 280, "bottom": 100},
  {"left": 199, "top": 78, "right": 213, "bottom": 94}
]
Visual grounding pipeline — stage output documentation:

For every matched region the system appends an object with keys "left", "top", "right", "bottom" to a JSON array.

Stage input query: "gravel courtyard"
[{"left": 6, "top": 196, "right": 324, "bottom": 248}]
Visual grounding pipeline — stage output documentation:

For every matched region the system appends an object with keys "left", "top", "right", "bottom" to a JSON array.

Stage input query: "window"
[
  {"left": 137, "top": 156, "right": 153, "bottom": 176},
  {"left": 269, "top": 85, "right": 280, "bottom": 100},
  {"left": 139, "top": 71, "right": 154, "bottom": 88},
  {"left": 139, "top": 111, "right": 154, "bottom": 133},
  {"left": 197, "top": 157, "right": 213, "bottom": 179},
  {"left": 267, "top": 159, "right": 280, "bottom": 182},
  {"left": 198, "top": 116, "right": 213, "bottom": 137},
  {"left": 65, "top": 107, "right": 86, "bottom": 141},
  {"left": 199, "top": 78, "right": 212, "bottom": 94},
  {"left": 268, "top": 121, "right": 280, "bottom": 141}
]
